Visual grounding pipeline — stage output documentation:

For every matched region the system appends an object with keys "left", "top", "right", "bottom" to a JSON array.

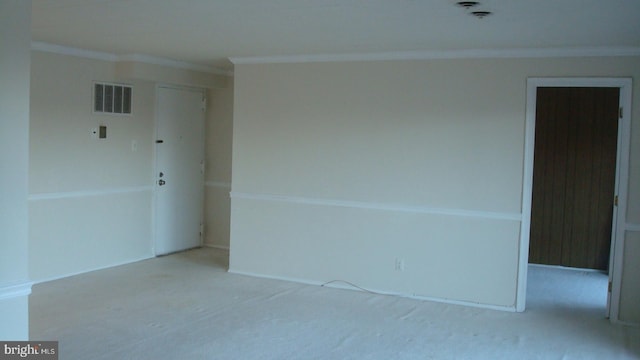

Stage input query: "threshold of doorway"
[{"left": 529, "top": 263, "right": 607, "bottom": 274}]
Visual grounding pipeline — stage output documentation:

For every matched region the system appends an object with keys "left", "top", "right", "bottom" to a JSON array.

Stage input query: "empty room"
[{"left": 1, "top": 0, "right": 640, "bottom": 358}]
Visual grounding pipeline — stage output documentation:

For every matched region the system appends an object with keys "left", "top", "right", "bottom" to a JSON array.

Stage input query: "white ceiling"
[{"left": 31, "top": 0, "right": 640, "bottom": 71}]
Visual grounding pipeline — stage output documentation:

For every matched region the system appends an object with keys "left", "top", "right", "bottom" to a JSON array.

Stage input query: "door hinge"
[
  {"left": 614, "top": 195, "right": 618, "bottom": 206},
  {"left": 619, "top": 107, "right": 623, "bottom": 119},
  {"left": 608, "top": 281, "right": 612, "bottom": 293}
]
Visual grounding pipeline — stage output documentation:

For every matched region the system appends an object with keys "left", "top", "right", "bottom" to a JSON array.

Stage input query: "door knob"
[{"left": 158, "top": 179, "right": 166, "bottom": 186}]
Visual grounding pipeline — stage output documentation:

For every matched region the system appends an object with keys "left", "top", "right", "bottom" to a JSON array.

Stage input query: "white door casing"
[
  {"left": 518, "top": 77, "right": 632, "bottom": 323},
  {"left": 154, "top": 86, "right": 206, "bottom": 255}
]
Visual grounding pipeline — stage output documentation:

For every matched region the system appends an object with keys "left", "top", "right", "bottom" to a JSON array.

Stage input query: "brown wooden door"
[{"left": 529, "top": 87, "right": 619, "bottom": 270}]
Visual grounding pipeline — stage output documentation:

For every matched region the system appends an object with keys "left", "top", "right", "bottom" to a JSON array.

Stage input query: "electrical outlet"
[{"left": 395, "top": 258, "right": 405, "bottom": 271}]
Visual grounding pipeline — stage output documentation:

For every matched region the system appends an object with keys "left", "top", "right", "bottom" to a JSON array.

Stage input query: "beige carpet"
[{"left": 30, "top": 248, "right": 640, "bottom": 359}]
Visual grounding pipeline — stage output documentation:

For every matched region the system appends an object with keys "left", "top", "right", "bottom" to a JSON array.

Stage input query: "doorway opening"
[
  {"left": 526, "top": 264, "right": 608, "bottom": 317},
  {"left": 517, "top": 78, "right": 632, "bottom": 323}
]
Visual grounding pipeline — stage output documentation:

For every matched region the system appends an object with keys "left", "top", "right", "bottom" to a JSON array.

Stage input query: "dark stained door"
[{"left": 529, "top": 87, "right": 619, "bottom": 270}]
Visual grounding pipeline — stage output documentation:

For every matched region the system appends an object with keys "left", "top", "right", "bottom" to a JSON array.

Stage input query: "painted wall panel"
[
  {"left": 628, "top": 117, "right": 640, "bottom": 224},
  {"left": 233, "top": 61, "right": 525, "bottom": 214},
  {"left": 231, "top": 56, "right": 640, "bottom": 311},
  {"left": 1, "top": 0, "right": 31, "bottom": 285},
  {"left": 204, "top": 84, "right": 234, "bottom": 249},
  {"left": 29, "top": 51, "right": 155, "bottom": 281},
  {"left": 29, "top": 192, "right": 153, "bottom": 282},
  {"left": 0, "top": 0, "right": 31, "bottom": 340},
  {"left": 206, "top": 85, "right": 234, "bottom": 184},
  {"left": 205, "top": 185, "right": 232, "bottom": 249},
  {"left": 0, "top": 298, "right": 29, "bottom": 340},
  {"left": 30, "top": 52, "right": 154, "bottom": 194},
  {"left": 28, "top": 49, "right": 235, "bottom": 281},
  {"left": 230, "top": 198, "right": 520, "bottom": 307},
  {"left": 619, "top": 231, "right": 640, "bottom": 323}
]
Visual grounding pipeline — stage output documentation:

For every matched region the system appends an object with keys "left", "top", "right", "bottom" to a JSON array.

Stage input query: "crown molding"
[
  {"left": 31, "top": 41, "right": 119, "bottom": 62},
  {"left": 29, "top": 42, "right": 640, "bottom": 71},
  {"left": 118, "top": 54, "right": 231, "bottom": 76},
  {"left": 229, "top": 46, "right": 640, "bottom": 65},
  {"left": 31, "top": 41, "right": 232, "bottom": 76}
]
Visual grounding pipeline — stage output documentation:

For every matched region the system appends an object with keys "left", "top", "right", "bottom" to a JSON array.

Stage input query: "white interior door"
[{"left": 155, "top": 86, "right": 205, "bottom": 255}]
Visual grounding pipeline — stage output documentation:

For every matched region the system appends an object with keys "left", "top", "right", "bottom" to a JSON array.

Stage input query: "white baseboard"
[
  {"left": 611, "top": 319, "right": 640, "bottom": 327},
  {"left": 205, "top": 181, "right": 231, "bottom": 189},
  {"left": 0, "top": 281, "right": 33, "bottom": 301},
  {"left": 33, "top": 255, "right": 154, "bottom": 284},
  {"left": 228, "top": 269, "right": 516, "bottom": 313},
  {"left": 204, "top": 244, "right": 230, "bottom": 251},
  {"left": 528, "top": 263, "right": 607, "bottom": 274}
]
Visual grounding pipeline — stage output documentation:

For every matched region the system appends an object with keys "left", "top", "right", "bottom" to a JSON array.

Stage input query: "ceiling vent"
[
  {"left": 456, "top": 1, "right": 479, "bottom": 9},
  {"left": 456, "top": 1, "right": 492, "bottom": 18},
  {"left": 471, "top": 11, "right": 492, "bottom": 18},
  {"left": 94, "top": 82, "right": 132, "bottom": 115}
]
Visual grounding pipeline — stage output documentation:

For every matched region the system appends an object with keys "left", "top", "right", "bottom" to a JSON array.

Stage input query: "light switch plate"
[{"left": 99, "top": 126, "right": 107, "bottom": 139}]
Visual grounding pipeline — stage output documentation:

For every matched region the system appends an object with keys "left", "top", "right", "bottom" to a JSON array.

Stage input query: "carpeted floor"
[{"left": 30, "top": 248, "right": 640, "bottom": 359}]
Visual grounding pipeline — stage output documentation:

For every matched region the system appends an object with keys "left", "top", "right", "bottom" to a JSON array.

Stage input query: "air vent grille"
[{"left": 94, "top": 82, "right": 132, "bottom": 114}]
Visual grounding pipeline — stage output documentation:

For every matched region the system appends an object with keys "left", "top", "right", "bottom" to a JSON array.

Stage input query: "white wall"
[
  {"left": 230, "top": 57, "right": 640, "bottom": 318},
  {"left": 204, "top": 82, "right": 234, "bottom": 249},
  {"left": 0, "top": 0, "right": 31, "bottom": 339},
  {"left": 28, "top": 49, "right": 234, "bottom": 282},
  {"left": 29, "top": 51, "right": 156, "bottom": 281},
  {"left": 621, "top": 231, "right": 640, "bottom": 322}
]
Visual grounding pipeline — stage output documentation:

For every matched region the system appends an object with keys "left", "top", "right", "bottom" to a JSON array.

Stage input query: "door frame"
[
  {"left": 152, "top": 83, "right": 206, "bottom": 255},
  {"left": 517, "top": 77, "right": 632, "bottom": 322}
]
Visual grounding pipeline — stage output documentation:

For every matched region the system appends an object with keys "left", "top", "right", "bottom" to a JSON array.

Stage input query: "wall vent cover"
[{"left": 94, "top": 82, "right": 132, "bottom": 115}]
